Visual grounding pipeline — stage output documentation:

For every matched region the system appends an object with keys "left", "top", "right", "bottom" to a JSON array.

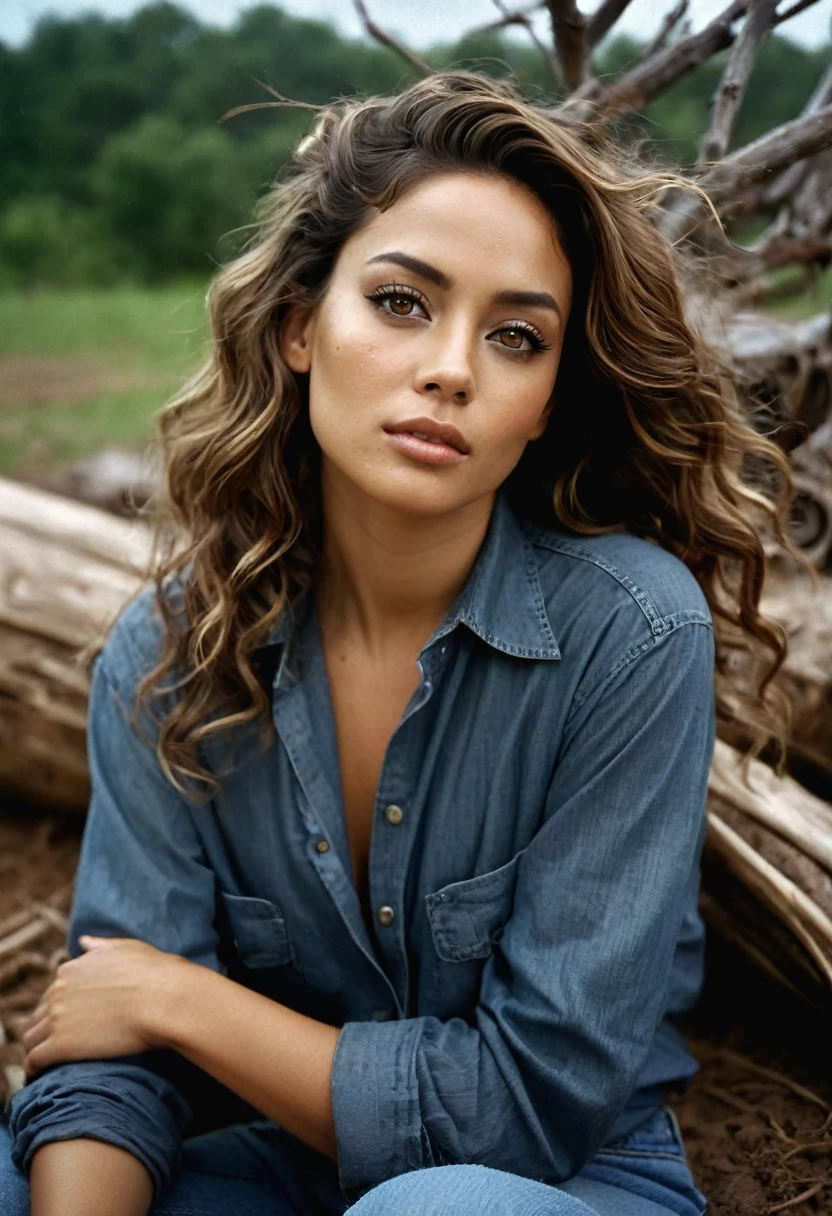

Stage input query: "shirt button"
[
  {"left": 377, "top": 905, "right": 395, "bottom": 927},
  {"left": 384, "top": 804, "right": 404, "bottom": 825},
  {"left": 315, "top": 839, "right": 330, "bottom": 853}
]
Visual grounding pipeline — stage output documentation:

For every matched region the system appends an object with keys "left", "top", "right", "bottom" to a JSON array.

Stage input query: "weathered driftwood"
[
  {"left": 760, "top": 568, "right": 832, "bottom": 782},
  {"left": 704, "top": 311, "right": 832, "bottom": 443},
  {"left": 706, "top": 740, "right": 832, "bottom": 1006},
  {"left": 0, "top": 476, "right": 149, "bottom": 810}
]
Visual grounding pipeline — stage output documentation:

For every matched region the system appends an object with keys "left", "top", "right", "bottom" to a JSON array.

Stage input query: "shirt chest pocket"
[
  {"left": 219, "top": 891, "right": 295, "bottom": 969},
  {"left": 425, "top": 851, "right": 523, "bottom": 963}
]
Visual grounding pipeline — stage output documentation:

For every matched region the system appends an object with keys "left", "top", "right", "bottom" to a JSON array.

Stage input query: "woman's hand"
[{"left": 20, "top": 935, "right": 189, "bottom": 1077}]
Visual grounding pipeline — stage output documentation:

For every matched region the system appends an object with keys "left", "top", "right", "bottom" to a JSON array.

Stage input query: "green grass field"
[
  {"left": 1, "top": 267, "right": 830, "bottom": 480},
  {"left": 0, "top": 284, "right": 210, "bottom": 477}
]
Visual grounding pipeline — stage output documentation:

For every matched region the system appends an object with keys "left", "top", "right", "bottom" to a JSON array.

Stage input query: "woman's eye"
[
  {"left": 388, "top": 295, "right": 418, "bottom": 317},
  {"left": 491, "top": 325, "right": 548, "bottom": 354},
  {"left": 497, "top": 328, "right": 527, "bottom": 350},
  {"left": 365, "top": 287, "right": 427, "bottom": 319}
]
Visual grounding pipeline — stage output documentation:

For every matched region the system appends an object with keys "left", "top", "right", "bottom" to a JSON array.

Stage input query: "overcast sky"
[{"left": 3, "top": 0, "right": 831, "bottom": 49}]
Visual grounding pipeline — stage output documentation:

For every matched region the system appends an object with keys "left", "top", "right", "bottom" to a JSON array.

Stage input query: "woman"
[{"left": 2, "top": 71, "right": 790, "bottom": 1216}]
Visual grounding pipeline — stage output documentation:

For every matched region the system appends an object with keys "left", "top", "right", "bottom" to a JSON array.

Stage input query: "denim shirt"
[{"left": 9, "top": 487, "right": 715, "bottom": 1204}]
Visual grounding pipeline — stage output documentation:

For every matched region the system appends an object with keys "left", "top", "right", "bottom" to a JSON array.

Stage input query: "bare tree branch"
[
  {"left": 546, "top": 0, "right": 589, "bottom": 91},
  {"left": 640, "top": 0, "right": 689, "bottom": 63},
  {"left": 704, "top": 103, "right": 832, "bottom": 206},
  {"left": 773, "top": 0, "right": 824, "bottom": 26},
  {"left": 220, "top": 80, "right": 324, "bottom": 123},
  {"left": 659, "top": 104, "right": 832, "bottom": 244},
  {"left": 576, "top": 0, "right": 688, "bottom": 95},
  {"left": 758, "top": 235, "right": 832, "bottom": 270},
  {"left": 469, "top": 1, "right": 546, "bottom": 37},
  {"left": 601, "top": 0, "right": 748, "bottom": 114},
  {"left": 698, "top": 0, "right": 780, "bottom": 166},
  {"left": 709, "top": 61, "right": 832, "bottom": 221},
  {"left": 761, "top": 62, "right": 832, "bottom": 207},
  {"left": 352, "top": 0, "right": 433, "bottom": 76},
  {"left": 490, "top": 0, "right": 559, "bottom": 80},
  {"left": 586, "top": 0, "right": 636, "bottom": 49}
]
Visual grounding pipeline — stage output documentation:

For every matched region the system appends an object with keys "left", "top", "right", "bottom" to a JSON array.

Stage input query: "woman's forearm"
[
  {"left": 30, "top": 1138, "right": 154, "bottom": 1216},
  {"left": 154, "top": 961, "right": 341, "bottom": 1161}
]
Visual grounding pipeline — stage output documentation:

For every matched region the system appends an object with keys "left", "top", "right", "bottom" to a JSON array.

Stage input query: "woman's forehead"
[{"left": 340, "top": 173, "right": 572, "bottom": 292}]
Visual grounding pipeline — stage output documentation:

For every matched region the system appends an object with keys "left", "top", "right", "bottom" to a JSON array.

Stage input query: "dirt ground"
[
  {"left": 0, "top": 801, "right": 830, "bottom": 1214},
  {"left": 0, "top": 355, "right": 156, "bottom": 410}
]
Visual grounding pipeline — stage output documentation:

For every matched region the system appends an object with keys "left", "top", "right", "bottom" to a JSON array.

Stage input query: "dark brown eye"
[{"left": 389, "top": 296, "right": 415, "bottom": 316}]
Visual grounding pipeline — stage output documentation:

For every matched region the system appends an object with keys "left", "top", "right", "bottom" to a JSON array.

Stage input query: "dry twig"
[
  {"left": 351, "top": 0, "right": 432, "bottom": 76},
  {"left": 768, "top": 1179, "right": 827, "bottom": 1212},
  {"left": 470, "top": 0, "right": 545, "bottom": 37},
  {"left": 781, "top": 1140, "right": 832, "bottom": 1162},
  {"left": 716, "top": 1048, "right": 832, "bottom": 1113},
  {"left": 491, "top": 0, "right": 558, "bottom": 79},
  {"left": 586, "top": 0, "right": 635, "bottom": 48},
  {"left": 645, "top": 0, "right": 688, "bottom": 60}
]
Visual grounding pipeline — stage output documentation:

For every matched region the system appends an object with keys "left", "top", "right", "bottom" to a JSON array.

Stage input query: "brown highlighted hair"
[{"left": 135, "top": 69, "right": 794, "bottom": 795}]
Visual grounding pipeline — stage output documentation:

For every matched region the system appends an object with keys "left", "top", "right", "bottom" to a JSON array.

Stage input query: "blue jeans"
[{"left": 1, "top": 1104, "right": 708, "bottom": 1215}]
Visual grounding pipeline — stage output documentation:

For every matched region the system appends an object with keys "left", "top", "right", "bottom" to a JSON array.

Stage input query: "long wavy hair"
[{"left": 131, "top": 69, "right": 795, "bottom": 796}]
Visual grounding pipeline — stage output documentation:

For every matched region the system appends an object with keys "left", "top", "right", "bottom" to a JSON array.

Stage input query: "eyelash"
[{"left": 364, "top": 283, "right": 552, "bottom": 357}]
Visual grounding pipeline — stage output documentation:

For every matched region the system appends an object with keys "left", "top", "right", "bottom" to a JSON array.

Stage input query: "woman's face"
[{"left": 281, "top": 170, "right": 573, "bottom": 518}]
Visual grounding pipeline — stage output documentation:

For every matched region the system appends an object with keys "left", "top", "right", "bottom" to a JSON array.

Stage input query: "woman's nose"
[{"left": 414, "top": 321, "right": 475, "bottom": 403}]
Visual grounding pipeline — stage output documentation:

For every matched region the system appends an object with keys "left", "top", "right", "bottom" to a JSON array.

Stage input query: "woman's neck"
[{"left": 316, "top": 464, "right": 494, "bottom": 658}]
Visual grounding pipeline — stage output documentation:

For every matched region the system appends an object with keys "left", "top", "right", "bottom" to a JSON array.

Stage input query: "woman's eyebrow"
[{"left": 365, "top": 250, "right": 562, "bottom": 320}]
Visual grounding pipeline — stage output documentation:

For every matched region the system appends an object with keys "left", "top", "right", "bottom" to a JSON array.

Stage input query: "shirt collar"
[{"left": 260, "top": 487, "right": 560, "bottom": 661}]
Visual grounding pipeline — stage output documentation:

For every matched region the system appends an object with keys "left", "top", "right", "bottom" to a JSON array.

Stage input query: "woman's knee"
[
  {"left": 348, "top": 1163, "right": 595, "bottom": 1216},
  {"left": 0, "top": 1121, "right": 31, "bottom": 1216}
]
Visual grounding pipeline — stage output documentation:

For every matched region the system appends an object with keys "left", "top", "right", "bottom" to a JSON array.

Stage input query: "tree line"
[{"left": 0, "top": 2, "right": 829, "bottom": 286}]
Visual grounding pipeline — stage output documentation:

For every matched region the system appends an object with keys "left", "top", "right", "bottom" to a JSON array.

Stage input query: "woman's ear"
[{"left": 279, "top": 304, "right": 316, "bottom": 373}]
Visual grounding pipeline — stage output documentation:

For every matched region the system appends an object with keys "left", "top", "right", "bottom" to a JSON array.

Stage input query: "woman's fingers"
[
  {"left": 24, "top": 1040, "right": 56, "bottom": 1077},
  {"left": 21, "top": 1002, "right": 48, "bottom": 1031},
  {"left": 21, "top": 1013, "right": 51, "bottom": 1050}
]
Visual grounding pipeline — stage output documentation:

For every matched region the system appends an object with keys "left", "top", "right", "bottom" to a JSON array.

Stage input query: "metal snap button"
[
  {"left": 315, "top": 839, "right": 330, "bottom": 853},
  {"left": 377, "top": 905, "right": 395, "bottom": 927},
  {"left": 384, "top": 805, "right": 404, "bottom": 825}
]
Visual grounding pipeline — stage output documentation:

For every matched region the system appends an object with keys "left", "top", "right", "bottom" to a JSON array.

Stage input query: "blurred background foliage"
[
  {"left": 2, "top": 2, "right": 830, "bottom": 288},
  {"left": 0, "top": 3, "right": 830, "bottom": 478}
]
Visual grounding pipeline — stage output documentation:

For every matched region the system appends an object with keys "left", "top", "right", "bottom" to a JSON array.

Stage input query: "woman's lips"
[{"left": 383, "top": 430, "right": 468, "bottom": 465}]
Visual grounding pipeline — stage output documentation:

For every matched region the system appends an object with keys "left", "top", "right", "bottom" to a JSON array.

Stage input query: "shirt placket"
[
  {"left": 365, "top": 628, "right": 460, "bottom": 1015},
  {"left": 270, "top": 661, "right": 400, "bottom": 1017},
  {"left": 273, "top": 603, "right": 457, "bottom": 1017}
]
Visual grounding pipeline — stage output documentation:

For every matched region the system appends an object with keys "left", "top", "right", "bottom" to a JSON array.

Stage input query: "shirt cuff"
[
  {"left": 331, "top": 1017, "right": 427, "bottom": 1197},
  {"left": 7, "top": 1058, "right": 190, "bottom": 1206}
]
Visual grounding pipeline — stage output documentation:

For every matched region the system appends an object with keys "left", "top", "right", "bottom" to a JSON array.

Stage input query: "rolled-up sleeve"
[
  {"left": 8, "top": 610, "right": 221, "bottom": 1204},
  {"left": 331, "top": 618, "right": 715, "bottom": 1196}
]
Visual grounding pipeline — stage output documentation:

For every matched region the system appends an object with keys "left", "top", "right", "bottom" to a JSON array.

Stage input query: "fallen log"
[
  {"left": 2, "top": 478, "right": 832, "bottom": 1010},
  {"left": 706, "top": 740, "right": 832, "bottom": 1008},
  {"left": 0, "top": 476, "right": 149, "bottom": 811}
]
